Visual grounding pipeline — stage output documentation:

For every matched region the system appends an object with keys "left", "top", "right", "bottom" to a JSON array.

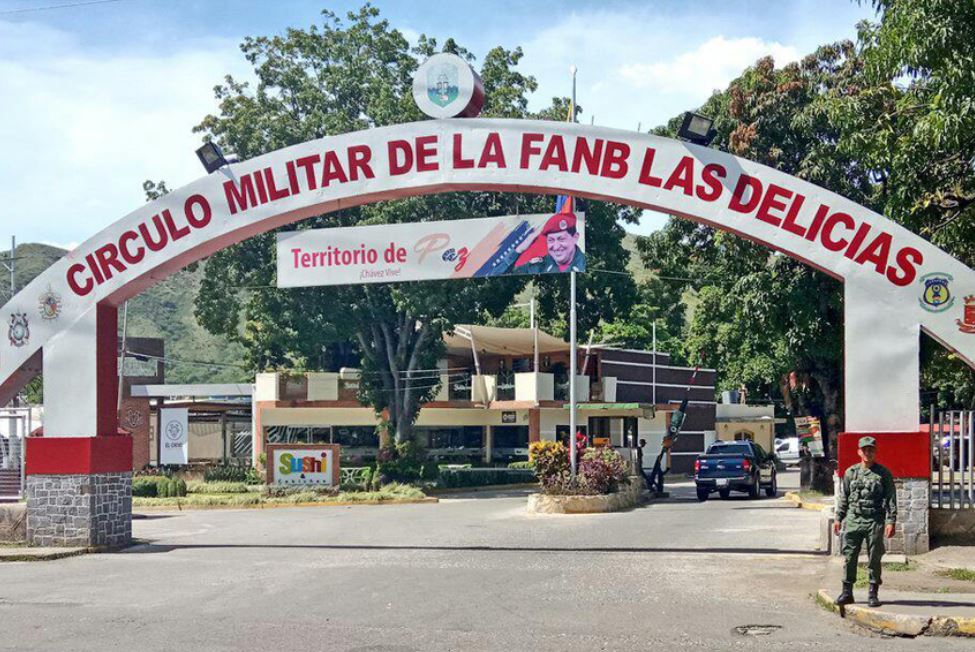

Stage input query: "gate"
[
  {"left": 931, "top": 409, "right": 975, "bottom": 509},
  {"left": 0, "top": 408, "right": 30, "bottom": 500}
]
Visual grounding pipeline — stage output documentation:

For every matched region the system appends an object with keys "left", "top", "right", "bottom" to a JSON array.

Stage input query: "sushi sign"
[{"left": 268, "top": 444, "right": 340, "bottom": 486}]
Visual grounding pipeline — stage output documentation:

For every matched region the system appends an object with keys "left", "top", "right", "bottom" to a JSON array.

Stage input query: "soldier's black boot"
[
  {"left": 867, "top": 583, "right": 880, "bottom": 607},
  {"left": 835, "top": 582, "right": 855, "bottom": 606}
]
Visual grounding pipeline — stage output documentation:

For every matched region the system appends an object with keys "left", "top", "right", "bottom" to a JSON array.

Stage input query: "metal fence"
[
  {"left": 931, "top": 409, "right": 975, "bottom": 509},
  {"left": 0, "top": 408, "right": 30, "bottom": 500}
]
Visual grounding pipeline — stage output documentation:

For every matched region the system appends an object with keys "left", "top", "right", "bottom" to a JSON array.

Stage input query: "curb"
[
  {"left": 815, "top": 589, "right": 975, "bottom": 637},
  {"left": 0, "top": 547, "right": 89, "bottom": 562},
  {"left": 133, "top": 496, "right": 439, "bottom": 511},
  {"left": 785, "top": 491, "right": 831, "bottom": 512},
  {"left": 428, "top": 483, "right": 537, "bottom": 495}
]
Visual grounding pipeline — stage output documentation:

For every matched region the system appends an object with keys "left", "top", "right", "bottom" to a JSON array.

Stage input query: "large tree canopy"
[
  {"left": 192, "top": 6, "right": 636, "bottom": 442},
  {"left": 637, "top": 1, "right": 975, "bottom": 453}
]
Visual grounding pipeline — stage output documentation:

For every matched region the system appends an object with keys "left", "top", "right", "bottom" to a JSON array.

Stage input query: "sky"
[{"left": 0, "top": 0, "right": 878, "bottom": 250}]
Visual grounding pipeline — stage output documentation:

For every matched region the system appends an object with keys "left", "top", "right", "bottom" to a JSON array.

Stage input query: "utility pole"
[
  {"left": 569, "top": 64, "right": 579, "bottom": 478},
  {"left": 1, "top": 236, "right": 15, "bottom": 299}
]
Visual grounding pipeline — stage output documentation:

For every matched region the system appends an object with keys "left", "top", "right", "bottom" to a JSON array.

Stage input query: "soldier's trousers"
[{"left": 842, "top": 522, "right": 885, "bottom": 585}]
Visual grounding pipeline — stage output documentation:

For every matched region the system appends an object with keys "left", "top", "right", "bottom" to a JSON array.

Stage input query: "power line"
[{"left": 0, "top": 0, "right": 127, "bottom": 15}]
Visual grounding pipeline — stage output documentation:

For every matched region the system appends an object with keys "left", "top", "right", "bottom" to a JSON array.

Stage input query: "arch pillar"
[{"left": 26, "top": 304, "right": 131, "bottom": 548}]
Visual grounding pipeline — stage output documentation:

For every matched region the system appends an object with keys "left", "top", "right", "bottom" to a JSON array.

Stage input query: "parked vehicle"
[
  {"left": 774, "top": 437, "right": 800, "bottom": 466},
  {"left": 694, "top": 440, "right": 777, "bottom": 501},
  {"left": 932, "top": 434, "right": 972, "bottom": 472}
]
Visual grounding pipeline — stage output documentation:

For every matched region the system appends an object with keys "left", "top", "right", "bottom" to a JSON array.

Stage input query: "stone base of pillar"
[
  {"left": 831, "top": 476, "right": 930, "bottom": 556},
  {"left": 889, "top": 478, "right": 930, "bottom": 555},
  {"left": 26, "top": 472, "right": 132, "bottom": 548}
]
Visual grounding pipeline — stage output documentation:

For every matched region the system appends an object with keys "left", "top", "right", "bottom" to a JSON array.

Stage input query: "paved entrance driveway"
[{"left": 0, "top": 470, "right": 967, "bottom": 651}]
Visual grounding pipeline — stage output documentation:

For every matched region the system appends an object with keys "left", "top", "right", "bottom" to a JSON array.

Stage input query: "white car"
[{"left": 774, "top": 437, "right": 800, "bottom": 466}]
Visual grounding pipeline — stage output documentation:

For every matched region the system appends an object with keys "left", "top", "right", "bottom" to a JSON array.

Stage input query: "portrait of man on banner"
[{"left": 490, "top": 212, "right": 586, "bottom": 277}]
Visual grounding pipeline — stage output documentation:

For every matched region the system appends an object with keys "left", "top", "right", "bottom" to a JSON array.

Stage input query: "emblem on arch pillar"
[
  {"left": 958, "top": 296, "right": 975, "bottom": 334},
  {"left": 38, "top": 285, "right": 62, "bottom": 320},
  {"left": 8, "top": 312, "right": 29, "bottom": 347}
]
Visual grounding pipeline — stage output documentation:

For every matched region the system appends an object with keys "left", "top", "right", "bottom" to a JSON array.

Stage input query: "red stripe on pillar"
[
  {"left": 837, "top": 431, "right": 930, "bottom": 478},
  {"left": 26, "top": 436, "right": 133, "bottom": 475},
  {"left": 96, "top": 303, "right": 119, "bottom": 436}
]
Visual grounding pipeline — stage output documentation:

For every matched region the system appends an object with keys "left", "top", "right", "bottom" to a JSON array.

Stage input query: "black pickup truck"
[{"left": 694, "top": 440, "right": 777, "bottom": 501}]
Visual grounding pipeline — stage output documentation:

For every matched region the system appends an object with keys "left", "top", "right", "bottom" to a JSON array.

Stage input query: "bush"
[
  {"left": 376, "top": 441, "right": 426, "bottom": 484},
  {"left": 438, "top": 468, "right": 535, "bottom": 489},
  {"left": 529, "top": 441, "right": 569, "bottom": 485},
  {"left": 132, "top": 476, "right": 159, "bottom": 497},
  {"left": 204, "top": 464, "right": 262, "bottom": 484},
  {"left": 528, "top": 441, "right": 629, "bottom": 496},
  {"left": 507, "top": 461, "right": 532, "bottom": 470},
  {"left": 186, "top": 481, "right": 252, "bottom": 494},
  {"left": 577, "top": 447, "right": 628, "bottom": 495}
]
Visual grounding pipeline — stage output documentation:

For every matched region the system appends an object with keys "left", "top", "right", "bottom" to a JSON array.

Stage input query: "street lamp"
[
  {"left": 195, "top": 141, "right": 230, "bottom": 174},
  {"left": 677, "top": 111, "right": 717, "bottom": 146}
]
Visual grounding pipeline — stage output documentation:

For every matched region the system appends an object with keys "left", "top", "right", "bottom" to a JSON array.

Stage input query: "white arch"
[{"left": 2, "top": 118, "right": 972, "bottom": 436}]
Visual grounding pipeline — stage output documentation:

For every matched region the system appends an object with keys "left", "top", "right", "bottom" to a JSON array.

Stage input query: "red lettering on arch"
[
  {"left": 600, "top": 141, "right": 629, "bottom": 179},
  {"left": 478, "top": 133, "right": 506, "bottom": 168},
  {"left": 118, "top": 231, "right": 144, "bottom": 265},
  {"left": 347, "top": 145, "right": 374, "bottom": 180},
  {"left": 820, "top": 212, "right": 855, "bottom": 252},
  {"left": 663, "top": 156, "right": 695, "bottom": 196},
  {"left": 729, "top": 175, "right": 763, "bottom": 213},
  {"left": 67, "top": 263, "right": 94, "bottom": 296},
  {"left": 388, "top": 140, "right": 413, "bottom": 175},
  {"left": 539, "top": 135, "right": 568, "bottom": 171},
  {"left": 224, "top": 174, "right": 257, "bottom": 215}
]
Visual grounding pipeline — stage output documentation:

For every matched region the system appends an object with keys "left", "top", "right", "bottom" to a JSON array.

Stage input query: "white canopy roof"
[{"left": 444, "top": 325, "right": 569, "bottom": 356}]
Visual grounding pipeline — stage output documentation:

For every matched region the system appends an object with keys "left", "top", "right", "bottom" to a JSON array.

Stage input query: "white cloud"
[
  {"left": 519, "top": 11, "right": 801, "bottom": 133},
  {"left": 619, "top": 36, "right": 800, "bottom": 96},
  {"left": 0, "top": 20, "right": 252, "bottom": 245}
]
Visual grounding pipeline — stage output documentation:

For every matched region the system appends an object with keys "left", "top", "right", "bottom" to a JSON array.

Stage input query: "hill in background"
[{"left": 2, "top": 243, "right": 248, "bottom": 384}]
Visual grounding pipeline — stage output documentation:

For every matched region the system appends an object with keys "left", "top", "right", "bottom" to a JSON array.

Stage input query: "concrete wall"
[{"left": 931, "top": 508, "right": 975, "bottom": 544}]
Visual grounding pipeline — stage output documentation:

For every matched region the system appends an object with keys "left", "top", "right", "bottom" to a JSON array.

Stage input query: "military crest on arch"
[
  {"left": 918, "top": 272, "right": 953, "bottom": 312},
  {"left": 38, "top": 285, "right": 63, "bottom": 320},
  {"left": 8, "top": 312, "right": 29, "bottom": 347},
  {"left": 427, "top": 63, "right": 459, "bottom": 108}
]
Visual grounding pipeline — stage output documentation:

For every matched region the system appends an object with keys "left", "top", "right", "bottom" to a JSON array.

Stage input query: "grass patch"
[
  {"left": 854, "top": 560, "right": 916, "bottom": 587},
  {"left": 937, "top": 567, "right": 975, "bottom": 583},
  {"left": 185, "top": 481, "right": 254, "bottom": 494},
  {"left": 133, "top": 483, "right": 426, "bottom": 508}
]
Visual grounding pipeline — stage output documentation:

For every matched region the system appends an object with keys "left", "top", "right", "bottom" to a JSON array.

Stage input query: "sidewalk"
[
  {"left": 816, "top": 546, "right": 975, "bottom": 637},
  {"left": 0, "top": 545, "right": 88, "bottom": 562}
]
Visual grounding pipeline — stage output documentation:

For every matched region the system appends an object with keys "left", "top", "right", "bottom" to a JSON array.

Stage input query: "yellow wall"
[{"left": 716, "top": 421, "right": 774, "bottom": 451}]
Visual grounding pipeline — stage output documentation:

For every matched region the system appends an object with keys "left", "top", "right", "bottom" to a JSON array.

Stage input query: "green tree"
[
  {"left": 839, "top": 1, "right": 975, "bottom": 410},
  {"left": 192, "top": 6, "right": 636, "bottom": 441},
  {"left": 640, "top": 44, "right": 875, "bottom": 451}
]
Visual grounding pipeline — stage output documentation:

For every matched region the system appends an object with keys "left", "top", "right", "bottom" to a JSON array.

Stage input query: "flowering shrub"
[
  {"left": 529, "top": 441, "right": 630, "bottom": 495},
  {"left": 529, "top": 441, "right": 568, "bottom": 479},
  {"left": 577, "top": 447, "right": 629, "bottom": 494}
]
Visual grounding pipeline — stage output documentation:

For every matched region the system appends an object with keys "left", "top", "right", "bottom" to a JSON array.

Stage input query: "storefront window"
[
  {"left": 332, "top": 426, "right": 379, "bottom": 448},
  {"left": 418, "top": 426, "right": 484, "bottom": 450},
  {"left": 493, "top": 426, "right": 528, "bottom": 449}
]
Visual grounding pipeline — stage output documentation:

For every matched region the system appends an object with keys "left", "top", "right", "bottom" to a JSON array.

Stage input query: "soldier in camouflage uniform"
[{"left": 834, "top": 436, "right": 897, "bottom": 608}]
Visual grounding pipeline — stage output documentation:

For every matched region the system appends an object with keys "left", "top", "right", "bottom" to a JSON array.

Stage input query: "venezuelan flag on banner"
[{"left": 554, "top": 99, "right": 578, "bottom": 215}]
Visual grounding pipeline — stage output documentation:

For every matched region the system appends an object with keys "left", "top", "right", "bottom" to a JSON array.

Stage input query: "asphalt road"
[{"left": 0, "top": 470, "right": 969, "bottom": 651}]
